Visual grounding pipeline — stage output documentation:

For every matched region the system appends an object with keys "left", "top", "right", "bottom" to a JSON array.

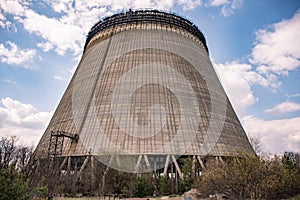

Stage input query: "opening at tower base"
[{"left": 28, "top": 9, "right": 254, "bottom": 196}]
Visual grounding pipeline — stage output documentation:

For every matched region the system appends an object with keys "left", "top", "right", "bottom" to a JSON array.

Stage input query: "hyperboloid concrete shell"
[{"left": 31, "top": 10, "right": 254, "bottom": 178}]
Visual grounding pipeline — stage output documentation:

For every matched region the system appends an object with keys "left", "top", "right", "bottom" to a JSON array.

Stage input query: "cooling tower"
[{"left": 29, "top": 10, "right": 254, "bottom": 190}]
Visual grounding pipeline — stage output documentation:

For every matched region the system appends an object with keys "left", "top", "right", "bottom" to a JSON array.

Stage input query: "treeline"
[
  {"left": 0, "top": 135, "right": 300, "bottom": 199},
  {"left": 0, "top": 136, "right": 33, "bottom": 200},
  {"left": 99, "top": 157, "right": 194, "bottom": 198},
  {"left": 60, "top": 152, "right": 300, "bottom": 199},
  {"left": 197, "top": 153, "right": 300, "bottom": 199}
]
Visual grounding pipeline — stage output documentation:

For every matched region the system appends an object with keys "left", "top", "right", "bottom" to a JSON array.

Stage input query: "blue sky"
[{"left": 0, "top": 0, "right": 299, "bottom": 154}]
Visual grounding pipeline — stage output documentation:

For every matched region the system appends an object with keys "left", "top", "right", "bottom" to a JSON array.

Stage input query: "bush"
[
  {"left": 134, "top": 174, "right": 153, "bottom": 197},
  {"left": 0, "top": 165, "right": 30, "bottom": 200},
  {"left": 197, "top": 154, "right": 300, "bottom": 199},
  {"left": 158, "top": 176, "right": 170, "bottom": 195}
]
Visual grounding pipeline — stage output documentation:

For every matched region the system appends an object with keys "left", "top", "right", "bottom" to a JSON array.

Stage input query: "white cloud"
[
  {"left": 287, "top": 93, "right": 300, "bottom": 98},
  {"left": 2, "top": 0, "right": 172, "bottom": 57},
  {"left": 37, "top": 0, "right": 176, "bottom": 55},
  {"left": 0, "top": 12, "right": 17, "bottom": 31},
  {"left": 0, "top": 12, "right": 4, "bottom": 19},
  {"left": 1, "top": 79, "right": 16, "bottom": 84},
  {"left": 265, "top": 101, "right": 300, "bottom": 116},
  {"left": 213, "top": 8, "right": 300, "bottom": 121},
  {"left": 206, "top": 0, "right": 243, "bottom": 17},
  {"left": 177, "top": 0, "right": 202, "bottom": 10},
  {"left": 243, "top": 115, "right": 300, "bottom": 153},
  {"left": 214, "top": 62, "right": 256, "bottom": 117},
  {"left": 91, "top": 0, "right": 175, "bottom": 11},
  {"left": 252, "top": 9, "right": 300, "bottom": 76},
  {"left": 54, "top": 75, "right": 63, "bottom": 80},
  {"left": 213, "top": 9, "right": 300, "bottom": 154},
  {"left": 20, "top": 9, "right": 84, "bottom": 56},
  {"left": 68, "top": 64, "right": 77, "bottom": 74},
  {"left": 46, "top": 0, "right": 73, "bottom": 14},
  {"left": 220, "top": 0, "right": 243, "bottom": 17},
  {"left": 37, "top": 42, "right": 53, "bottom": 52},
  {"left": 0, "top": 0, "right": 26, "bottom": 16},
  {"left": 0, "top": 97, "right": 52, "bottom": 146},
  {"left": 213, "top": 61, "right": 277, "bottom": 117},
  {"left": 1, "top": 0, "right": 95, "bottom": 56},
  {"left": 0, "top": 0, "right": 243, "bottom": 58},
  {"left": 209, "top": 0, "right": 228, "bottom": 6},
  {"left": 0, "top": 41, "right": 36, "bottom": 66}
]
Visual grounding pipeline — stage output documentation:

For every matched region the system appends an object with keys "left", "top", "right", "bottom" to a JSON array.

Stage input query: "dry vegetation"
[{"left": 1, "top": 135, "right": 300, "bottom": 199}]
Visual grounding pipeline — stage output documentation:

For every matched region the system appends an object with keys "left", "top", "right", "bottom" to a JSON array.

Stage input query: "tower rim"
[{"left": 84, "top": 9, "right": 209, "bottom": 53}]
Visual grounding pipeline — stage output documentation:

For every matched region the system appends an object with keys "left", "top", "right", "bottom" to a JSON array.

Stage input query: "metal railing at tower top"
[{"left": 83, "top": 9, "right": 209, "bottom": 54}]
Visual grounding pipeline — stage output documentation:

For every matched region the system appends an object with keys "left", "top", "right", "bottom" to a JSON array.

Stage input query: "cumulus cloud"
[
  {"left": 0, "top": 12, "right": 17, "bottom": 31},
  {"left": 0, "top": 0, "right": 245, "bottom": 61},
  {"left": 213, "top": 61, "right": 279, "bottom": 117},
  {"left": 265, "top": 101, "right": 300, "bottom": 116},
  {"left": 0, "top": 12, "right": 5, "bottom": 22},
  {"left": 20, "top": 9, "right": 84, "bottom": 56},
  {"left": 37, "top": 42, "right": 53, "bottom": 52},
  {"left": 213, "top": 60, "right": 300, "bottom": 154},
  {"left": 209, "top": 0, "right": 228, "bottom": 6},
  {"left": 207, "top": 0, "right": 243, "bottom": 16},
  {"left": 0, "top": 0, "right": 26, "bottom": 16},
  {"left": 0, "top": 41, "right": 36, "bottom": 66},
  {"left": 243, "top": 116, "right": 300, "bottom": 153},
  {"left": 0, "top": 0, "right": 210, "bottom": 57},
  {"left": 213, "top": 10, "right": 300, "bottom": 154},
  {"left": 214, "top": 62, "right": 256, "bottom": 117},
  {"left": 0, "top": 0, "right": 101, "bottom": 56},
  {"left": 213, "top": 61, "right": 299, "bottom": 154},
  {"left": 177, "top": 0, "right": 202, "bottom": 10},
  {"left": 214, "top": 9, "right": 299, "bottom": 115},
  {"left": 222, "top": 0, "right": 243, "bottom": 17},
  {"left": 0, "top": 97, "right": 52, "bottom": 146},
  {"left": 251, "top": 9, "right": 300, "bottom": 76}
]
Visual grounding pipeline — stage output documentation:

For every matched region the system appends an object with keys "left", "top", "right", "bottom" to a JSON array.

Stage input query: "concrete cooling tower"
[{"left": 29, "top": 9, "right": 254, "bottom": 193}]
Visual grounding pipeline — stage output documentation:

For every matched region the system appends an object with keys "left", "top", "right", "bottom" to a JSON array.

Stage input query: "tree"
[
  {"left": 15, "top": 144, "right": 33, "bottom": 173},
  {"left": 178, "top": 157, "right": 194, "bottom": 193},
  {"left": 134, "top": 174, "right": 153, "bottom": 197},
  {"left": 197, "top": 154, "right": 300, "bottom": 199},
  {"left": 282, "top": 151, "right": 300, "bottom": 172},
  {"left": 281, "top": 152, "right": 300, "bottom": 197},
  {"left": 0, "top": 135, "right": 34, "bottom": 199},
  {"left": 0, "top": 136, "right": 17, "bottom": 169},
  {"left": 0, "top": 164, "right": 30, "bottom": 200},
  {"left": 0, "top": 136, "right": 33, "bottom": 172},
  {"left": 249, "top": 136, "right": 263, "bottom": 155},
  {"left": 33, "top": 176, "right": 48, "bottom": 198},
  {"left": 157, "top": 176, "right": 170, "bottom": 196}
]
